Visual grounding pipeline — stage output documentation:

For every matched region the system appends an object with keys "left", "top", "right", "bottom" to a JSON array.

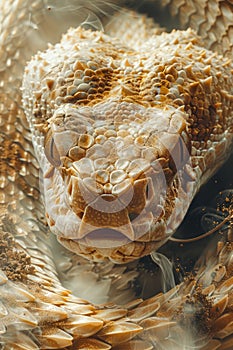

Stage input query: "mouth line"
[
  {"left": 58, "top": 233, "right": 169, "bottom": 263},
  {"left": 74, "top": 228, "right": 130, "bottom": 248}
]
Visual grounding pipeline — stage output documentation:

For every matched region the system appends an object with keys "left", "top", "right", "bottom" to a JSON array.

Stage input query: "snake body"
[{"left": 0, "top": 1, "right": 233, "bottom": 349}]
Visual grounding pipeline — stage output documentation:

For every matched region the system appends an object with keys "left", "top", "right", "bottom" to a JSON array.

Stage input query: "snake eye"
[{"left": 44, "top": 129, "right": 61, "bottom": 168}]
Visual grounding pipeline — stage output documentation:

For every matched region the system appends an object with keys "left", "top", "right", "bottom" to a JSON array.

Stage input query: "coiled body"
[{"left": 0, "top": 1, "right": 233, "bottom": 349}]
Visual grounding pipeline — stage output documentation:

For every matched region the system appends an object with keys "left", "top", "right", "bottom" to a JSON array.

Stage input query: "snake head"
[
  {"left": 41, "top": 101, "right": 192, "bottom": 263},
  {"left": 22, "top": 26, "right": 233, "bottom": 263}
]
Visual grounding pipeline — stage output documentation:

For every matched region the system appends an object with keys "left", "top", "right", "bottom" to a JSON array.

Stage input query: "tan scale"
[{"left": 0, "top": 1, "right": 233, "bottom": 349}]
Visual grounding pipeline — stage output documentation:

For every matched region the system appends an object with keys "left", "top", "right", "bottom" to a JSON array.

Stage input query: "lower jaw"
[{"left": 57, "top": 230, "right": 168, "bottom": 264}]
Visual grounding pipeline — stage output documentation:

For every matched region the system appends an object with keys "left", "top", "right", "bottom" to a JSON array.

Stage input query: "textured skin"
[
  {"left": 22, "top": 17, "right": 233, "bottom": 263},
  {"left": 161, "top": 0, "right": 233, "bottom": 57},
  {"left": 0, "top": 1, "right": 233, "bottom": 349}
]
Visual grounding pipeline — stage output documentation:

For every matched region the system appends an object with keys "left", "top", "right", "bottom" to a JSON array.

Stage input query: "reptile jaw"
[
  {"left": 66, "top": 174, "right": 159, "bottom": 244},
  {"left": 43, "top": 156, "right": 169, "bottom": 252},
  {"left": 78, "top": 204, "right": 135, "bottom": 241}
]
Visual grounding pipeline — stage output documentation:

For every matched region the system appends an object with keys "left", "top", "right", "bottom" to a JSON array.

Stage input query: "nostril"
[
  {"left": 146, "top": 184, "right": 149, "bottom": 199},
  {"left": 67, "top": 180, "right": 73, "bottom": 196},
  {"left": 76, "top": 212, "right": 84, "bottom": 220},
  {"left": 129, "top": 212, "right": 139, "bottom": 221}
]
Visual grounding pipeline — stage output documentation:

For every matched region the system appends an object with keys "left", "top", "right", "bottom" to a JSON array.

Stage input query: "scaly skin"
[{"left": 0, "top": 1, "right": 233, "bottom": 349}]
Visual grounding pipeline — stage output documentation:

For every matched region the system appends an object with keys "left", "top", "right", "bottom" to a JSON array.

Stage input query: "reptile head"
[
  {"left": 41, "top": 100, "right": 190, "bottom": 262},
  {"left": 22, "top": 26, "right": 232, "bottom": 263}
]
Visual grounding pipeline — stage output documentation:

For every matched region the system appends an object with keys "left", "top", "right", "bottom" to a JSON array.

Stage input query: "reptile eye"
[{"left": 44, "top": 129, "right": 61, "bottom": 168}]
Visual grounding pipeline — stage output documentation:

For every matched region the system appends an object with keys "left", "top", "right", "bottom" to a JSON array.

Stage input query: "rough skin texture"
[
  {"left": 0, "top": 1, "right": 233, "bottom": 349},
  {"left": 22, "top": 24, "right": 233, "bottom": 264}
]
